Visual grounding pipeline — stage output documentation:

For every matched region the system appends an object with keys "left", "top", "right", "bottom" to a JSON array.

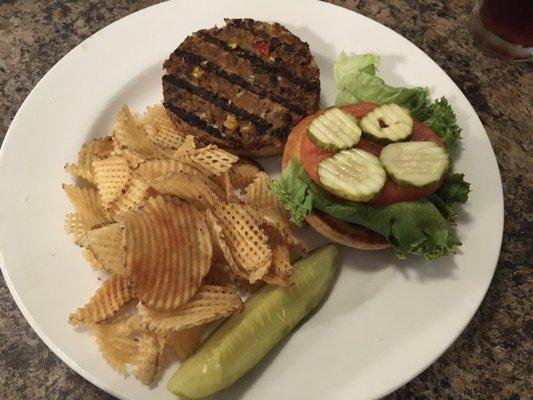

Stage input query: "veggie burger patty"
[{"left": 162, "top": 18, "right": 321, "bottom": 155}]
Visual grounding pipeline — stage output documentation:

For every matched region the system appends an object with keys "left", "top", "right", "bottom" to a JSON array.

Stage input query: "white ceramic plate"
[{"left": 0, "top": 1, "right": 503, "bottom": 399}]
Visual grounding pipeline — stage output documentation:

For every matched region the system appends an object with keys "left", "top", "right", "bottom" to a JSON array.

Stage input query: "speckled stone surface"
[{"left": 0, "top": 0, "right": 531, "bottom": 399}]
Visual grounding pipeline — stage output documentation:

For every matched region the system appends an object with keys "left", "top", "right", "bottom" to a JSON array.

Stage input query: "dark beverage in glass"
[{"left": 469, "top": 0, "right": 533, "bottom": 60}]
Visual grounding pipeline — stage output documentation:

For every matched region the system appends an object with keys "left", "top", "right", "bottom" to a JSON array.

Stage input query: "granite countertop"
[{"left": 0, "top": 0, "right": 531, "bottom": 399}]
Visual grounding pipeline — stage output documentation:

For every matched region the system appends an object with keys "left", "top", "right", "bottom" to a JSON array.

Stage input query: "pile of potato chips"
[{"left": 63, "top": 104, "right": 303, "bottom": 384}]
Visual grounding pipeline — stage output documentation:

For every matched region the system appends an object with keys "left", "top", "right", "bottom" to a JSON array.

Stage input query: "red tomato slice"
[
  {"left": 300, "top": 129, "right": 333, "bottom": 182},
  {"left": 355, "top": 136, "right": 382, "bottom": 157},
  {"left": 339, "top": 102, "right": 379, "bottom": 118},
  {"left": 299, "top": 103, "right": 445, "bottom": 204}
]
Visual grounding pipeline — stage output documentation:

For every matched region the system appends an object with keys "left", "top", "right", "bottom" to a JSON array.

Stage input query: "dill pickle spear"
[{"left": 167, "top": 244, "right": 340, "bottom": 399}]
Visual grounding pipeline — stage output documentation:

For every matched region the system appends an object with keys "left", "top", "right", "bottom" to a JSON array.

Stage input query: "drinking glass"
[{"left": 469, "top": 0, "right": 533, "bottom": 60}]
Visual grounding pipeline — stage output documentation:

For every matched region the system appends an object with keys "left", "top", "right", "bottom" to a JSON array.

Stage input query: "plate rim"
[{"left": 0, "top": 1, "right": 504, "bottom": 399}]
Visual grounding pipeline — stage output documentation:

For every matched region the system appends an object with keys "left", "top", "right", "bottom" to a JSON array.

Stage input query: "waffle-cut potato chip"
[
  {"left": 173, "top": 135, "right": 196, "bottom": 160},
  {"left": 63, "top": 185, "right": 108, "bottom": 232},
  {"left": 69, "top": 275, "right": 135, "bottom": 325},
  {"left": 121, "top": 196, "right": 212, "bottom": 310},
  {"left": 228, "top": 159, "right": 263, "bottom": 190},
  {"left": 135, "top": 158, "right": 182, "bottom": 181},
  {"left": 243, "top": 172, "right": 288, "bottom": 218},
  {"left": 172, "top": 136, "right": 238, "bottom": 176},
  {"left": 137, "top": 159, "right": 225, "bottom": 205},
  {"left": 165, "top": 325, "right": 207, "bottom": 362},
  {"left": 106, "top": 178, "right": 149, "bottom": 220},
  {"left": 133, "top": 332, "right": 160, "bottom": 385},
  {"left": 65, "top": 212, "right": 91, "bottom": 240},
  {"left": 104, "top": 300, "right": 142, "bottom": 325},
  {"left": 263, "top": 243, "right": 292, "bottom": 286},
  {"left": 213, "top": 203, "right": 272, "bottom": 283},
  {"left": 203, "top": 262, "right": 236, "bottom": 287},
  {"left": 138, "top": 285, "right": 243, "bottom": 334},
  {"left": 148, "top": 171, "right": 223, "bottom": 209},
  {"left": 92, "top": 155, "right": 132, "bottom": 208},
  {"left": 260, "top": 209, "right": 305, "bottom": 254},
  {"left": 113, "top": 147, "right": 146, "bottom": 169},
  {"left": 82, "top": 248, "right": 105, "bottom": 270},
  {"left": 205, "top": 210, "right": 244, "bottom": 279},
  {"left": 142, "top": 104, "right": 186, "bottom": 150},
  {"left": 64, "top": 101, "right": 309, "bottom": 386},
  {"left": 144, "top": 125, "right": 184, "bottom": 152},
  {"left": 188, "top": 145, "right": 239, "bottom": 176},
  {"left": 113, "top": 106, "right": 164, "bottom": 160},
  {"left": 64, "top": 164, "right": 92, "bottom": 183},
  {"left": 78, "top": 223, "right": 126, "bottom": 275},
  {"left": 142, "top": 103, "right": 167, "bottom": 124},
  {"left": 65, "top": 137, "right": 114, "bottom": 183},
  {"left": 92, "top": 317, "right": 139, "bottom": 374},
  {"left": 135, "top": 158, "right": 215, "bottom": 187},
  {"left": 213, "top": 172, "right": 238, "bottom": 201}
]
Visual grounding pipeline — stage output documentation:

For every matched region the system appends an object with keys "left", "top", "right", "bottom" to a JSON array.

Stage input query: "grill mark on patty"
[
  {"left": 166, "top": 57, "right": 298, "bottom": 126},
  {"left": 166, "top": 93, "right": 285, "bottom": 148},
  {"left": 172, "top": 48, "right": 306, "bottom": 115},
  {"left": 167, "top": 85, "right": 291, "bottom": 143},
  {"left": 163, "top": 74, "right": 273, "bottom": 133},
  {"left": 164, "top": 101, "right": 226, "bottom": 140},
  {"left": 198, "top": 31, "right": 319, "bottom": 92},
  {"left": 217, "top": 25, "right": 315, "bottom": 79},
  {"left": 180, "top": 38, "right": 316, "bottom": 109},
  {"left": 180, "top": 38, "right": 314, "bottom": 111}
]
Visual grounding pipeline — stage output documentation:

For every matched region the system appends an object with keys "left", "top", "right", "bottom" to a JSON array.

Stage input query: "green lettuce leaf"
[
  {"left": 268, "top": 160, "right": 313, "bottom": 225},
  {"left": 333, "top": 52, "right": 431, "bottom": 120},
  {"left": 333, "top": 53, "right": 379, "bottom": 81},
  {"left": 423, "top": 98, "right": 463, "bottom": 154},
  {"left": 428, "top": 172, "right": 471, "bottom": 224},
  {"left": 437, "top": 173, "right": 471, "bottom": 204},
  {"left": 270, "top": 160, "right": 460, "bottom": 260},
  {"left": 428, "top": 194, "right": 458, "bottom": 224},
  {"left": 333, "top": 52, "right": 465, "bottom": 154}
]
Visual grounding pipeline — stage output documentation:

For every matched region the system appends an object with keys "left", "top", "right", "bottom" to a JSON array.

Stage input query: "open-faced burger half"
[
  {"left": 162, "top": 18, "right": 321, "bottom": 157},
  {"left": 281, "top": 102, "right": 450, "bottom": 250}
]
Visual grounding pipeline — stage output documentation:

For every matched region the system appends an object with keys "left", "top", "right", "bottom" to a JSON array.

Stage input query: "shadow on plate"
[{"left": 397, "top": 252, "right": 459, "bottom": 282}]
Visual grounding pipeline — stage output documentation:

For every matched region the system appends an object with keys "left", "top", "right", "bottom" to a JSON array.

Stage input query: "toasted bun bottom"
[
  {"left": 306, "top": 212, "right": 389, "bottom": 250},
  {"left": 281, "top": 111, "right": 389, "bottom": 250}
]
